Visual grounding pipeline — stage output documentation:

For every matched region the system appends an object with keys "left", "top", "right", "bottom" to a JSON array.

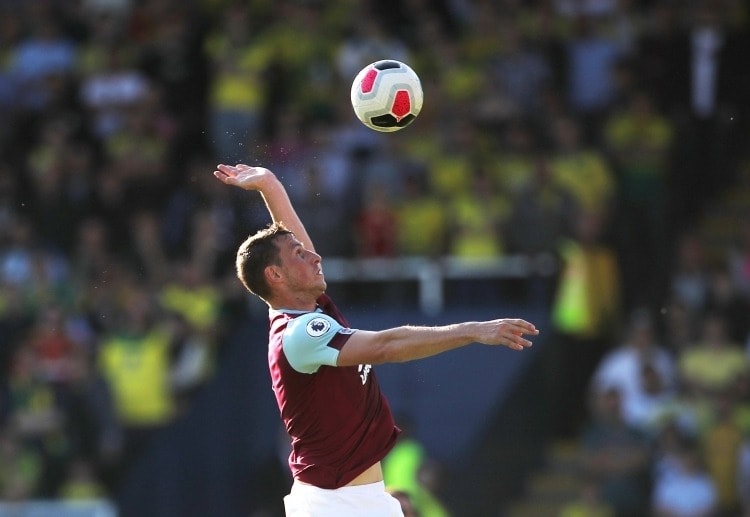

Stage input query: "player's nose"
[{"left": 308, "top": 250, "right": 322, "bottom": 264}]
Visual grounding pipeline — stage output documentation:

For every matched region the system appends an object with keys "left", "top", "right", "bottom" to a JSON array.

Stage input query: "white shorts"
[{"left": 283, "top": 480, "right": 404, "bottom": 517}]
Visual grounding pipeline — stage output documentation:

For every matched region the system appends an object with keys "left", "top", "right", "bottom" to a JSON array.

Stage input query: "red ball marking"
[
  {"left": 392, "top": 90, "right": 411, "bottom": 119},
  {"left": 360, "top": 69, "right": 378, "bottom": 94}
]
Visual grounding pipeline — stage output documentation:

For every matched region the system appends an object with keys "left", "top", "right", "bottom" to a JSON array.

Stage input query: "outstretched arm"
[
  {"left": 213, "top": 164, "right": 316, "bottom": 253},
  {"left": 337, "top": 318, "right": 539, "bottom": 366}
]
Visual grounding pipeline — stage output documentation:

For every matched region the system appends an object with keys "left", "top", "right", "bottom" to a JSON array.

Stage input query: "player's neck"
[{"left": 268, "top": 291, "right": 318, "bottom": 312}]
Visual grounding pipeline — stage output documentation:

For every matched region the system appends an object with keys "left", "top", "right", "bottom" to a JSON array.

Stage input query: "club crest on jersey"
[{"left": 306, "top": 317, "right": 330, "bottom": 337}]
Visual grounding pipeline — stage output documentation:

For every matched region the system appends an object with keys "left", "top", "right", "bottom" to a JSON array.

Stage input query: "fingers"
[
  {"left": 217, "top": 163, "right": 252, "bottom": 172},
  {"left": 216, "top": 163, "right": 242, "bottom": 172},
  {"left": 214, "top": 164, "right": 234, "bottom": 180},
  {"left": 214, "top": 164, "right": 250, "bottom": 186},
  {"left": 213, "top": 169, "right": 235, "bottom": 184},
  {"left": 509, "top": 319, "right": 539, "bottom": 335},
  {"left": 507, "top": 333, "right": 533, "bottom": 351},
  {"left": 503, "top": 319, "right": 539, "bottom": 351}
]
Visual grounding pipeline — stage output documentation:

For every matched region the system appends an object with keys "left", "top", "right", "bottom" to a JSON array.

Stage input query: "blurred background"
[{"left": 1, "top": 0, "right": 750, "bottom": 516}]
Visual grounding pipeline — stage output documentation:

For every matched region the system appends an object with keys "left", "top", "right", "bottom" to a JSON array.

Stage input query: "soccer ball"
[{"left": 350, "top": 60, "right": 423, "bottom": 133}]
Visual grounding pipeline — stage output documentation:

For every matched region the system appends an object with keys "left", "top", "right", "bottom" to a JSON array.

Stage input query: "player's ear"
[{"left": 265, "top": 264, "right": 283, "bottom": 285}]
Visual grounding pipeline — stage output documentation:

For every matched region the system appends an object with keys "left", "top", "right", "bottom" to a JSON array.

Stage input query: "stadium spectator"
[
  {"left": 551, "top": 208, "right": 622, "bottom": 436},
  {"left": 422, "top": 115, "right": 478, "bottom": 201},
  {"left": 57, "top": 456, "right": 107, "bottom": 501},
  {"left": 3, "top": 344, "right": 70, "bottom": 497},
  {"left": 24, "top": 115, "right": 90, "bottom": 252},
  {"left": 135, "top": 2, "right": 209, "bottom": 149},
  {"left": 563, "top": 14, "right": 628, "bottom": 140},
  {"left": 559, "top": 474, "right": 615, "bottom": 517},
  {"left": 578, "top": 387, "right": 651, "bottom": 517},
  {"left": 505, "top": 153, "right": 575, "bottom": 258},
  {"left": 7, "top": 13, "right": 77, "bottom": 111},
  {"left": 158, "top": 259, "right": 222, "bottom": 404},
  {"left": 548, "top": 115, "right": 617, "bottom": 216},
  {"left": 703, "top": 265, "right": 750, "bottom": 345},
  {"left": 667, "top": 4, "right": 748, "bottom": 225},
  {"left": 603, "top": 90, "right": 675, "bottom": 309},
  {"left": 669, "top": 231, "right": 712, "bottom": 315},
  {"left": 336, "top": 14, "right": 409, "bottom": 82},
  {"left": 446, "top": 164, "right": 510, "bottom": 260},
  {"left": 160, "top": 153, "right": 240, "bottom": 265},
  {"left": 96, "top": 285, "right": 177, "bottom": 485},
  {"left": 395, "top": 171, "right": 447, "bottom": 257},
  {"left": 0, "top": 424, "right": 43, "bottom": 501},
  {"left": 488, "top": 23, "right": 552, "bottom": 118},
  {"left": 78, "top": 43, "right": 150, "bottom": 140},
  {"left": 0, "top": 8, "right": 23, "bottom": 116},
  {"left": 678, "top": 311, "right": 749, "bottom": 401},
  {"left": 101, "top": 94, "right": 175, "bottom": 214},
  {"left": 702, "top": 394, "right": 744, "bottom": 515},
  {"left": 590, "top": 307, "right": 677, "bottom": 435},
  {"left": 355, "top": 182, "right": 398, "bottom": 258},
  {"left": 651, "top": 437, "right": 718, "bottom": 517},
  {"left": 287, "top": 163, "right": 354, "bottom": 258},
  {"left": 0, "top": 216, "right": 72, "bottom": 313},
  {"left": 203, "top": 3, "right": 273, "bottom": 163},
  {"left": 25, "top": 304, "right": 82, "bottom": 386},
  {"left": 491, "top": 120, "right": 537, "bottom": 196}
]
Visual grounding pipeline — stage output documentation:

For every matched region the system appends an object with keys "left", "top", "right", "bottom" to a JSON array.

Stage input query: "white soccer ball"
[{"left": 350, "top": 60, "right": 424, "bottom": 133}]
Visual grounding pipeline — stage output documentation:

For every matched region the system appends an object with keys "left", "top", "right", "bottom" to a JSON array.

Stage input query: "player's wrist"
[
  {"left": 444, "top": 322, "right": 481, "bottom": 345},
  {"left": 251, "top": 168, "right": 280, "bottom": 192}
]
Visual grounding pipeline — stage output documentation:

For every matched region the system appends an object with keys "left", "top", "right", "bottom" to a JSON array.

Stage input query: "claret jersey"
[{"left": 268, "top": 294, "right": 400, "bottom": 488}]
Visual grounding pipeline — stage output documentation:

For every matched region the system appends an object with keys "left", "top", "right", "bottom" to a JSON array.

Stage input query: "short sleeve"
[{"left": 283, "top": 313, "right": 355, "bottom": 374}]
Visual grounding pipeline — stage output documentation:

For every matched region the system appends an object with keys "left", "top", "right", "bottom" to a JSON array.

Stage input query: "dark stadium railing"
[{"left": 322, "top": 253, "right": 557, "bottom": 314}]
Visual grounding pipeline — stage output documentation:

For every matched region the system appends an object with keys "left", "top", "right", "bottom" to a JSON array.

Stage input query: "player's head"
[{"left": 236, "top": 222, "right": 293, "bottom": 300}]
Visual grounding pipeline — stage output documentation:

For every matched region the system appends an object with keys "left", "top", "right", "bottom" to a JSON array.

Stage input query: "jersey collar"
[{"left": 269, "top": 305, "right": 323, "bottom": 317}]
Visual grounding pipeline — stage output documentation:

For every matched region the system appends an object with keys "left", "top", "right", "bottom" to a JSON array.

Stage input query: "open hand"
[{"left": 213, "top": 164, "right": 274, "bottom": 190}]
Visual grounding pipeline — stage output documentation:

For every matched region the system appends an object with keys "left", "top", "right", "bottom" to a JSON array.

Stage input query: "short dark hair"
[{"left": 235, "top": 222, "right": 293, "bottom": 301}]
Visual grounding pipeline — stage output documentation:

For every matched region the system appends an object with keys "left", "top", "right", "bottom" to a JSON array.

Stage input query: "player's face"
[{"left": 277, "top": 234, "right": 326, "bottom": 295}]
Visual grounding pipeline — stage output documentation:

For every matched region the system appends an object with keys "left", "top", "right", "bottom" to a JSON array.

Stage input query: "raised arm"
[
  {"left": 213, "top": 164, "right": 315, "bottom": 252},
  {"left": 336, "top": 318, "right": 539, "bottom": 367}
]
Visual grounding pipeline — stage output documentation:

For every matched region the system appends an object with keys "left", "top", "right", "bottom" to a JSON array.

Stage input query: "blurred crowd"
[{"left": 1, "top": 0, "right": 750, "bottom": 515}]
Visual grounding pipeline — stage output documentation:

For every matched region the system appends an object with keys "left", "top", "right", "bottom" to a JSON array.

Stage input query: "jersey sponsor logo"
[
  {"left": 358, "top": 364, "right": 372, "bottom": 385},
  {"left": 306, "top": 317, "right": 331, "bottom": 337}
]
